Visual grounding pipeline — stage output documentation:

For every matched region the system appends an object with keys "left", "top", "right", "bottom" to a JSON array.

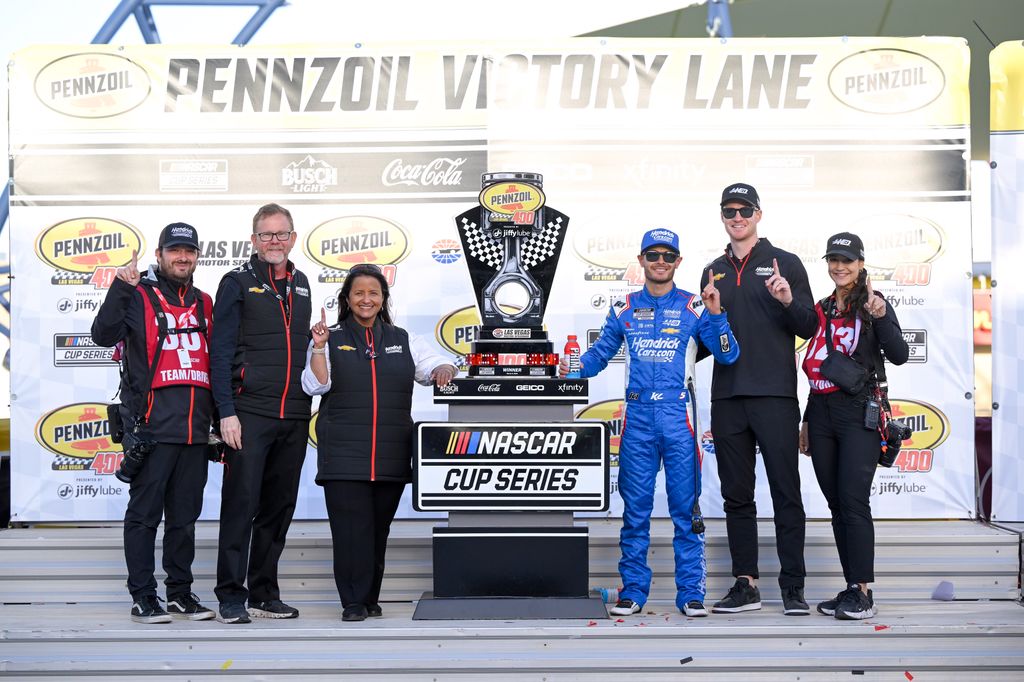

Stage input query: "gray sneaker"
[{"left": 782, "top": 585, "right": 810, "bottom": 616}]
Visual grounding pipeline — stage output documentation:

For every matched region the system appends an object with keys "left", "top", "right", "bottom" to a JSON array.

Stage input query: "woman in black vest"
[
  {"left": 799, "top": 232, "right": 909, "bottom": 621},
  {"left": 302, "top": 263, "right": 457, "bottom": 621}
]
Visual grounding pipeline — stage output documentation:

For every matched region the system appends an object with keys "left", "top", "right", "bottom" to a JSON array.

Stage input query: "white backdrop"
[{"left": 9, "top": 37, "right": 975, "bottom": 522}]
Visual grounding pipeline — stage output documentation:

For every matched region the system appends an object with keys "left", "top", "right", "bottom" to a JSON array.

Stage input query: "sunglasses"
[
  {"left": 643, "top": 251, "right": 680, "bottom": 263},
  {"left": 722, "top": 206, "right": 756, "bottom": 219}
]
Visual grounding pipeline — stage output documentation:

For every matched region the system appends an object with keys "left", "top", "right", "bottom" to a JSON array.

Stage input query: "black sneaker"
[
  {"left": 609, "top": 598, "right": 642, "bottom": 616},
  {"left": 166, "top": 592, "right": 215, "bottom": 621},
  {"left": 681, "top": 600, "right": 708, "bottom": 617},
  {"left": 217, "top": 602, "right": 251, "bottom": 624},
  {"left": 817, "top": 586, "right": 857, "bottom": 616},
  {"left": 712, "top": 578, "right": 761, "bottom": 614},
  {"left": 131, "top": 595, "right": 172, "bottom": 624},
  {"left": 248, "top": 599, "right": 299, "bottom": 619},
  {"left": 342, "top": 604, "right": 368, "bottom": 622},
  {"left": 782, "top": 586, "right": 810, "bottom": 616},
  {"left": 835, "top": 587, "right": 876, "bottom": 620},
  {"left": 366, "top": 603, "right": 383, "bottom": 617}
]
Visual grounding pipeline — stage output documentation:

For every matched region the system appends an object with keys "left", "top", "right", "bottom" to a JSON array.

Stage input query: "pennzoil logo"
[
  {"left": 479, "top": 181, "right": 545, "bottom": 224},
  {"left": 572, "top": 226, "right": 644, "bottom": 284},
  {"left": 36, "top": 218, "right": 144, "bottom": 288},
  {"left": 846, "top": 214, "right": 945, "bottom": 285},
  {"left": 828, "top": 48, "right": 946, "bottom": 115},
  {"left": 35, "top": 52, "right": 152, "bottom": 118},
  {"left": 36, "top": 402, "right": 123, "bottom": 475},
  {"left": 575, "top": 400, "right": 623, "bottom": 465},
  {"left": 303, "top": 215, "right": 409, "bottom": 285},
  {"left": 885, "top": 398, "right": 950, "bottom": 474}
]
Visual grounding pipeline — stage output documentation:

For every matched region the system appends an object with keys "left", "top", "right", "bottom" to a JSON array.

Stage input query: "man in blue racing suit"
[{"left": 564, "top": 228, "right": 739, "bottom": 617}]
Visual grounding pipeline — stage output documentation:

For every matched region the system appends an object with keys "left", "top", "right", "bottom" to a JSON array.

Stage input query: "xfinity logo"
[
  {"left": 281, "top": 155, "right": 338, "bottom": 193},
  {"left": 558, "top": 383, "right": 584, "bottom": 393},
  {"left": 381, "top": 157, "right": 466, "bottom": 187},
  {"left": 516, "top": 384, "right": 545, "bottom": 392},
  {"left": 477, "top": 383, "right": 501, "bottom": 392}
]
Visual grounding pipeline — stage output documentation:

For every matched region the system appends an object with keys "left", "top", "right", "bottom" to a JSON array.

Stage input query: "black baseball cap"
[
  {"left": 158, "top": 222, "right": 200, "bottom": 250},
  {"left": 823, "top": 232, "right": 865, "bottom": 261},
  {"left": 720, "top": 182, "right": 760, "bottom": 209}
]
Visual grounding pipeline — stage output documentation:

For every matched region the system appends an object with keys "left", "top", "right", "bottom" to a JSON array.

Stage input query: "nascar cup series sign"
[{"left": 414, "top": 423, "right": 608, "bottom": 511}]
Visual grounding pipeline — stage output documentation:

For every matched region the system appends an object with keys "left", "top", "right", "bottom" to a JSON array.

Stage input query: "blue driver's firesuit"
[{"left": 580, "top": 285, "right": 739, "bottom": 609}]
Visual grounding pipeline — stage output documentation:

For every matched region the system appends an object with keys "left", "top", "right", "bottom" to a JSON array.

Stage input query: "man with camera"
[{"left": 92, "top": 222, "right": 216, "bottom": 624}]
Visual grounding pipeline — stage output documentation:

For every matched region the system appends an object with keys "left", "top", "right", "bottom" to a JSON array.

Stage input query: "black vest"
[
  {"left": 223, "top": 256, "right": 312, "bottom": 419},
  {"left": 315, "top": 318, "right": 416, "bottom": 483}
]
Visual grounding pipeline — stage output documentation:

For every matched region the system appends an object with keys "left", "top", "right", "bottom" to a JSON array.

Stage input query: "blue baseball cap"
[{"left": 640, "top": 228, "right": 680, "bottom": 254}]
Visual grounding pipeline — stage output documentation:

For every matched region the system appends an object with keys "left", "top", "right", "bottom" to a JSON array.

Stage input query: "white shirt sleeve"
[
  {"left": 409, "top": 330, "right": 458, "bottom": 386},
  {"left": 301, "top": 339, "right": 331, "bottom": 395}
]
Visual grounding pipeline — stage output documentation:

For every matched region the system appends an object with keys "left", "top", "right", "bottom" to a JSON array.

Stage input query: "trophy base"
[{"left": 470, "top": 365, "right": 556, "bottom": 378}]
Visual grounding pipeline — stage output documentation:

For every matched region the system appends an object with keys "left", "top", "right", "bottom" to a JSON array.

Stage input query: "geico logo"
[
  {"left": 516, "top": 384, "right": 545, "bottom": 391},
  {"left": 447, "top": 430, "right": 577, "bottom": 455},
  {"left": 443, "top": 467, "right": 580, "bottom": 492}
]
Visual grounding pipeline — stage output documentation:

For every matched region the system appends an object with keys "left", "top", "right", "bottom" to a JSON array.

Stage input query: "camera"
[
  {"left": 691, "top": 514, "right": 705, "bottom": 535},
  {"left": 114, "top": 431, "right": 157, "bottom": 484},
  {"left": 206, "top": 433, "right": 226, "bottom": 463},
  {"left": 879, "top": 420, "right": 913, "bottom": 468},
  {"left": 107, "top": 404, "right": 125, "bottom": 444}
]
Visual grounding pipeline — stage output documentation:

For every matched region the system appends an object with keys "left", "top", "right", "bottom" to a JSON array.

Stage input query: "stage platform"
[{"left": 1, "top": 519, "right": 1022, "bottom": 679}]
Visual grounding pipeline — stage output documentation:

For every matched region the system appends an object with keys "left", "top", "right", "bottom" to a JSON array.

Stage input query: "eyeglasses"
[
  {"left": 721, "top": 206, "right": 756, "bottom": 219},
  {"left": 643, "top": 251, "right": 679, "bottom": 263},
  {"left": 255, "top": 231, "right": 294, "bottom": 242}
]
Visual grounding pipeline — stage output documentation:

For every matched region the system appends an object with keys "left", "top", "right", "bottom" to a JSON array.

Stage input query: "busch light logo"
[
  {"left": 282, "top": 155, "right": 338, "bottom": 193},
  {"left": 381, "top": 157, "right": 466, "bottom": 187}
]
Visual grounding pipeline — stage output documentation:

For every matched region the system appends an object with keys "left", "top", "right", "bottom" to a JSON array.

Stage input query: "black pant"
[
  {"left": 711, "top": 396, "right": 806, "bottom": 588},
  {"left": 322, "top": 480, "right": 406, "bottom": 608},
  {"left": 124, "top": 443, "right": 208, "bottom": 600},
  {"left": 215, "top": 411, "right": 308, "bottom": 605},
  {"left": 806, "top": 391, "right": 880, "bottom": 584}
]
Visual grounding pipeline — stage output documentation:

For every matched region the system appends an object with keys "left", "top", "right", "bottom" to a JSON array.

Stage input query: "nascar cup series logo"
[
  {"left": 846, "top": 214, "right": 945, "bottom": 285},
  {"left": 36, "top": 403, "right": 123, "bottom": 475},
  {"left": 34, "top": 52, "right": 152, "bottom": 118},
  {"left": 36, "top": 218, "right": 144, "bottom": 287},
  {"left": 828, "top": 48, "right": 946, "bottom": 114},
  {"left": 575, "top": 400, "right": 624, "bottom": 465},
  {"left": 303, "top": 216, "right": 410, "bottom": 284},
  {"left": 886, "top": 398, "right": 950, "bottom": 474}
]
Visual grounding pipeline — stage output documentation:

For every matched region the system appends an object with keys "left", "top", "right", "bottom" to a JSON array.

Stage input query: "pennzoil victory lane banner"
[{"left": 9, "top": 38, "right": 974, "bottom": 521}]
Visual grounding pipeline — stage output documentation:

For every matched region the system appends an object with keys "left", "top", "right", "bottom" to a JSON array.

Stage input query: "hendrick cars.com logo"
[{"left": 34, "top": 52, "right": 152, "bottom": 118}]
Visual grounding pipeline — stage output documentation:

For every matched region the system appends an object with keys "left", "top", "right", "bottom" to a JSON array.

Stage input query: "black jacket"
[
  {"left": 91, "top": 270, "right": 213, "bottom": 444},
  {"left": 211, "top": 255, "right": 313, "bottom": 420},
  {"left": 822, "top": 292, "right": 910, "bottom": 382},
  {"left": 700, "top": 238, "right": 818, "bottom": 401},
  {"left": 315, "top": 318, "right": 416, "bottom": 483}
]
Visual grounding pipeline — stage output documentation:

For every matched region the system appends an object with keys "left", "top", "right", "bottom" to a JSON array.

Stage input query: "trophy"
[{"left": 454, "top": 172, "right": 569, "bottom": 377}]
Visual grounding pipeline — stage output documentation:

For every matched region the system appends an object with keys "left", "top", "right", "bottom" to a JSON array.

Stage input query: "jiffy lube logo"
[
  {"left": 36, "top": 217, "right": 144, "bottom": 287},
  {"left": 575, "top": 400, "right": 624, "bottom": 464},
  {"left": 828, "top": 48, "right": 945, "bottom": 114},
  {"left": 479, "top": 181, "right": 545, "bottom": 223},
  {"left": 36, "top": 403, "right": 123, "bottom": 475},
  {"left": 34, "top": 52, "right": 152, "bottom": 118},
  {"left": 885, "top": 399, "right": 950, "bottom": 474},
  {"left": 303, "top": 216, "right": 409, "bottom": 285},
  {"left": 845, "top": 214, "right": 945, "bottom": 285}
]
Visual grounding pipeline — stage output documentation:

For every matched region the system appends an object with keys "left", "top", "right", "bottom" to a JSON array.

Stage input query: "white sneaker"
[
  {"left": 609, "top": 598, "right": 642, "bottom": 615},
  {"left": 682, "top": 600, "right": 708, "bottom": 617}
]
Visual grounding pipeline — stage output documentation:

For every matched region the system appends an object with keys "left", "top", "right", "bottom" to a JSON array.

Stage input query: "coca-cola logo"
[
  {"left": 381, "top": 157, "right": 466, "bottom": 187},
  {"left": 477, "top": 383, "right": 501, "bottom": 392}
]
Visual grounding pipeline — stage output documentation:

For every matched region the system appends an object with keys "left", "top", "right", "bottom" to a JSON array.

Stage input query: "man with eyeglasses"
[
  {"left": 210, "top": 203, "right": 313, "bottom": 624},
  {"left": 699, "top": 183, "right": 817, "bottom": 616},
  {"left": 562, "top": 228, "right": 739, "bottom": 618}
]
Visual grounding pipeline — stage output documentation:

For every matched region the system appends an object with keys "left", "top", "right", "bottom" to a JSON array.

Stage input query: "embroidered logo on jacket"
[{"left": 385, "top": 344, "right": 403, "bottom": 354}]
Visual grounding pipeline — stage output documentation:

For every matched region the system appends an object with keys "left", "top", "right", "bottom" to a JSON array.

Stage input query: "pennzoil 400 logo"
[
  {"left": 846, "top": 214, "right": 945, "bottom": 286},
  {"left": 572, "top": 225, "right": 646, "bottom": 284},
  {"left": 36, "top": 218, "right": 144, "bottom": 287},
  {"left": 885, "top": 398, "right": 950, "bottom": 474},
  {"left": 575, "top": 400, "right": 624, "bottom": 466},
  {"left": 303, "top": 215, "right": 409, "bottom": 285},
  {"left": 36, "top": 402, "right": 124, "bottom": 475}
]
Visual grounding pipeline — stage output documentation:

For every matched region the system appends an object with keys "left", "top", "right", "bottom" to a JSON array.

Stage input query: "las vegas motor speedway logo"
[
  {"left": 36, "top": 218, "right": 144, "bottom": 288},
  {"left": 303, "top": 215, "right": 409, "bottom": 284}
]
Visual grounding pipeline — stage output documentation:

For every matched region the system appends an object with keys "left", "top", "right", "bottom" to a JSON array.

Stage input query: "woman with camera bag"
[{"left": 798, "top": 232, "right": 909, "bottom": 620}]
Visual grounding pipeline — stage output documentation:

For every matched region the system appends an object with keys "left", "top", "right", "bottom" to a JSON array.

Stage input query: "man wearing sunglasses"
[
  {"left": 700, "top": 183, "right": 817, "bottom": 616},
  {"left": 563, "top": 228, "right": 739, "bottom": 618},
  {"left": 210, "top": 203, "right": 313, "bottom": 624}
]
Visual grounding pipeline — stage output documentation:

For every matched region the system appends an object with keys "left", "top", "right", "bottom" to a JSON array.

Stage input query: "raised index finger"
[
  {"left": 130, "top": 249, "right": 138, "bottom": 267},
  {"left": 865, "top": 274, "right": 874, "bottom": 295},
  {"left": 772, "top": 257, "right": 780, "bottom": 275},
  {"left": 320, "top": 307, "right": 327, "bottom": 325},
  {"left": 707, "top": 268, "right": 715, "bottom": 286}
]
